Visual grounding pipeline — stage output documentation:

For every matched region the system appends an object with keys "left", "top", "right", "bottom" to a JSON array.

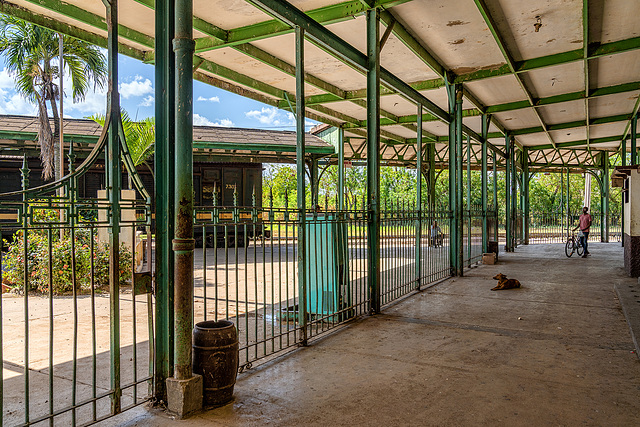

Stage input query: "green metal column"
[
  {"left": 172, "top": 0, "right": 195, "bottom": 381},
  {"left": 447, "top": 81, "right": 456, "bottom": 275},
  {"left": 481, "top": 115, "right": 488, "bottom": 253},
  {"left": 602, "top": 152, "right": 610, "bottom": 242},
  {"left": 455, "top": 85, "right": 464, "bottom": 274},
  {"left": 295, "top": 26, "right": 308, "bottom": 344},
  {"left": 466, "top": 135, "right": 471, "bottom": 265},
  {"left": 565, "top": 168, "right": 573, "bottom": 234},
  {"left": 493, "top": 151, "right": 498, "bottom": 242},
  {"left": 416, "top": 104, "right": 422, "bottom": 289},
  {"left": 622, "top": 137, "right": 626, "bottom": 247},
  {"left": 428, "top": 143, "right": 436, "bottom": 210},
  {"left": 366, "top": 8, "right": 381, "bottom": 313},
  {"left": 338, "top": 127, "right": 344, "bottom": 210},
  {"left": 504, "top": 135, "right": 511, "bottom": 252},
  {"left": 105, "top": 0, "right": 122, "bottom": 413},
  {"left": 310, "top": 156, "right": 319, "bottom": 208},
  {"left": 522, "top": 147, "right": 530, "bottom": 244},
  {"left": 154, "top": 0, "right": 175, "bottom": 399},
  {"left": 632, "top": 114, "right": 637, "bottom": 165},
  {"left": 511, "top": 141, "right": 517, "bottom": 248}
]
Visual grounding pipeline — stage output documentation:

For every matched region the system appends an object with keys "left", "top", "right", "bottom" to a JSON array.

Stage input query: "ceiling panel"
[
  {"left": 465, "top": 74, "right": 527, "bottom": 105},
  {"left": 488, "top": 0, "right": 583, "bottom": 61},
  {"left": 523, "top": 62, "right": 585, "bottom": 99},
  {"left": 589, "top": 91, "right": 640, "bottom": 117},
  {"left": 251, "top": 34, "right": 367, "bottom": 92},
  {"left": 591, "top": 50, "right": 640, "bottom": 89},
  {"left": 538, "top": 101, "right": 586, "bottom": 125},
  {"left": 493, "top": 108, "right": 544, "bottom": 129},
  {"left": 589, "top": 121, "right": 626, "bottom": 139},
  {"left": 597, "top": 0, "right": 640, "bottom": 44},
  {"left": 549, "top": 128, "right": 587, "bottom": 143},
  {"left": 391, "top": 0, "right": 506, "bottom": 73}
]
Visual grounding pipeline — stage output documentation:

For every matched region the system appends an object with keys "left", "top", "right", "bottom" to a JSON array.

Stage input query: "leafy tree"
[{"left": 0, "top": 15, "right": 106, "bottom": 180}]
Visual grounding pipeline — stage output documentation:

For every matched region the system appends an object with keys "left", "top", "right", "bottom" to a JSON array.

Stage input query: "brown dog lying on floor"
[{"left": 491, "top": 273, "right": 521, "bottom": 291}]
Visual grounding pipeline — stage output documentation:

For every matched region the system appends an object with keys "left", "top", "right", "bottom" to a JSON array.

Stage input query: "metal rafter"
[
  {"left": 529, "top": 134, "right": 623, "bottom": 150},
  {"left": 244, "top": 0, "right": 450, "bottom": 122},
  {"left": 472, "top": 0, "right": 556, "bottom": 149},
  {"left": 509, "top": 113, "right": 632, "bottom": 136},
  {"left": 378, "top": 8, "right": 508, "bottom": 145},
  {"left": 583, "top": 0, "right": 591, "bottom": 151}
]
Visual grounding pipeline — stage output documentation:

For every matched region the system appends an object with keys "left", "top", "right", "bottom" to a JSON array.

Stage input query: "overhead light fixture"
[{"left": 534, "top": 16, "right": 542, "bottom": 32}]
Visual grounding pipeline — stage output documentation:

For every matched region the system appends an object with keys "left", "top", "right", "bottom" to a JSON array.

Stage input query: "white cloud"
[
  {"left": 0, "top": 92, "right": 38, "bottom": 116},
  {"left": 119, "top": 75, "right": 153, "bottom": 99},
  {"left": 193, "top": 113, "right": 234, "bottom": 127},
  {"left": 139, "top": 95, "right": 154, "bottom": 107},
  {"left": 65, "top": 89, "right": 107, "bottom": 116},
  {"left": 196, "top": 96, "right": 220, "bottom": 103},
  {"left": 245, "top": 107, "right": 281, "bottom": 125},
  {"left": 245, "top": 107, "right": 315, "bottom": 129},
  {"left": 0, "top": 69, "right": 15, "bottom": 91},
  {"left": 214, "top": 118, "right": 234, "bottom": 127}
]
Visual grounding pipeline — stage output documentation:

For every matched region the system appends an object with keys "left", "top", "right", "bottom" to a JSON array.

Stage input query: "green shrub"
[{"left": 3, "top": 230, "right": 133, "bottom": 295}]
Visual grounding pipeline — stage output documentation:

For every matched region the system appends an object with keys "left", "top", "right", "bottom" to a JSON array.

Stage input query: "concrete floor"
[{"left": 109, "top": 242, "right": 640, "bottom": 426}]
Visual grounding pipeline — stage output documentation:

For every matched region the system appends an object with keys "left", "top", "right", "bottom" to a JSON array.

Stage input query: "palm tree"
[
  {"left": 0, "top": 15, "right": 107, "bottom": 180},
  {"left": 91, "top": 110, "right": 155, "bottom": 171}
]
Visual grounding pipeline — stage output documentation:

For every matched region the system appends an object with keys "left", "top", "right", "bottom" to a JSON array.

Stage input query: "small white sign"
[{"left": 343, "top": 160, "right": 352, "bottom": 168}]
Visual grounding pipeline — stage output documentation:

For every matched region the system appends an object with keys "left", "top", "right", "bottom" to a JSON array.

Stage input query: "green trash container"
[{"left": 304, "top": 213, "right": 351, "bottom": 320}]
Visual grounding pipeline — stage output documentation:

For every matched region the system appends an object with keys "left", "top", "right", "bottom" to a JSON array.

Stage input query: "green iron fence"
[
  {"left": 528, "top": 211, "right": 621, "bottom": 244},
  {"left": 0, "top": 120, "right": 153, "bottom": 425},
  {"left": 194, "top": 194, "right": 452, "bottom": 369},
  {"left": 463, "top": 205, "right": 484, "bottom": 267}
]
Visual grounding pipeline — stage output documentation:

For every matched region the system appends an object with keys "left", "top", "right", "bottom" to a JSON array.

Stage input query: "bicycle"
[{"left": 565, "top": 232, "right": 584, "bottom": 257}]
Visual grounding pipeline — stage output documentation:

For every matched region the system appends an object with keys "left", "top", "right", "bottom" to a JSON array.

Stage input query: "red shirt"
[{"left": 579, "top": 213, "right": 592, "bottom": 232}]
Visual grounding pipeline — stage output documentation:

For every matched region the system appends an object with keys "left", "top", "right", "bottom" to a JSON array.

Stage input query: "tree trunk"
[
  {"left": 37, "top": 97, "right": 55, "bottom": 180},
  {"left": 50, "top": 93, "right": 61, "bottom": 182}
]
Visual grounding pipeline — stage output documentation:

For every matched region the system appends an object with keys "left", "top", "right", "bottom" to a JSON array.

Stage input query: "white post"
[{"left": 583, "top": 173, "right": 591, "bottom": 209}]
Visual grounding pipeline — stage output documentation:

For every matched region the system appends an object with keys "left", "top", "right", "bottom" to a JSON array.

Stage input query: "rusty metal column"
[
  {"left": 104, "top": 0, "right": 122, "bottom": 414},
  {"left": 172, "top": 0, "right": 196, "bottom": 382},
  {"left": 166, "top": 0, "right": 201, "bottom": 417}
]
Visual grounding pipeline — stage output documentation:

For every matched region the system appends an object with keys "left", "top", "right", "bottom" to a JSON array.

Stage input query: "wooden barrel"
[{"left": 192, "top": 320, "right": 239, "bottom": 407}]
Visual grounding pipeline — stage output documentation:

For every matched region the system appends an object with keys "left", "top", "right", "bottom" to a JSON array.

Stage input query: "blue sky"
[{"left": 0, "top": 52, "right": 316, "bottom": 131}]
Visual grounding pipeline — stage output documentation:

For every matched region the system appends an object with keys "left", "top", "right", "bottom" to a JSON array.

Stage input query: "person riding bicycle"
[{"left": 573, "top": 206, "right": 592, "bottom": 258}]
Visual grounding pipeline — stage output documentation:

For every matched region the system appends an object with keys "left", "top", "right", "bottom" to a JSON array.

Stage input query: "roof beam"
[
  {"left": 455, "top": 36, "right": 640, "bottom": 84},
  {"left": 0, "top": 1, "right": 146, "bottom": 61},
  {"left": 21, "top": 0, "right": 154, "bottom": 48},
  {"left": 189, "top": 0, "right": 413, "bottom": 54},
  {"left": 529, "top": 134, "right": 623, "bottom": 150},
  {"left": 486, "top": 81, "right": 640, "bottom": 114},
  {"left": 473, "top": 0, "right": 556, "bottom": 149},
  {"left": 509, "top": 113, "right": 632, "bottom": 136},
  {"left": 583, "top": 0, "right": 591, "bottom": 150},
  {"left": 245, "top": 0, "right": 450, "bottom": 125}
]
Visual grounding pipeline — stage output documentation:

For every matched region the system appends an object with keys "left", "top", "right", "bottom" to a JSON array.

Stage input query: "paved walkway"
[{"left": 114, "top": 242, "right": 640, "bottom": 426}]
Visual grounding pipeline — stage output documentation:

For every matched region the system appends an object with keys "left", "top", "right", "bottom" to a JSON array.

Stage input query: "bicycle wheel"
[
  {"left": 565, "top": 237, "right": 574, "bottom": 257},
  {"left": 576, "top": 238, "right": 584, "bottom": 256}
]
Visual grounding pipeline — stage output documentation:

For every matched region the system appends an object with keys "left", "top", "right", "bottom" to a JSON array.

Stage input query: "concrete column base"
[{"left": 166, "top": 374, "right": 203, "bottom": 419}]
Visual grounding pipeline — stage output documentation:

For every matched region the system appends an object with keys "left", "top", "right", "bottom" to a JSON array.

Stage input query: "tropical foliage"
[
  {"left": 0, "top": 15, "right": 107, "bottom": 180},
  {"left": 262, "top": 163, "right": 621, "bottom": 217},
  {"left": 90, "top": 110, "right": 155, "bottom": 168},
  {"left": 2, "top": 203, "right": 132, "bottom": 295}
]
